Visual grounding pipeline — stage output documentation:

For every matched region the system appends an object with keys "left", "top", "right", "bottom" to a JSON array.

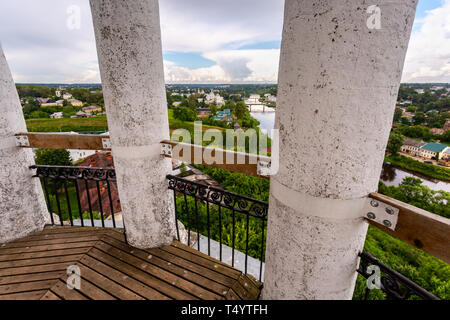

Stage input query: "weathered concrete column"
[
  {"left": 263, "top": 0, "right": 417, "bottom": 299},
  {"left": 90, "top": 0, "right": 176, "bottom": 248},
  {"left": 0, "top": 45, "right": 48, "bottom": 243}
]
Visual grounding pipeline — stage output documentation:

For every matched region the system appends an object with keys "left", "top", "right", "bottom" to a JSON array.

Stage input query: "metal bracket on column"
[
  {"left": 102, "top": 138, "right": 111, "bottom": 149},
  {"left": 161, "top": 143, "right": 173, "bottom": 157},
  {"left": 15, "top": 135, "right": 30, "bottom": 147},
  {"left": 363, "top": 198, "right": 399, "bottom": 231},
  {"left": 257, "top": 159, "right": 272, "bottom": 176}
]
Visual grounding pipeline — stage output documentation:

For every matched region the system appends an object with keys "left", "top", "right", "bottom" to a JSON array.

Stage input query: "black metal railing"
[
  {"left": 30, "top": 165, "right": 119, "bottom": 229},
  {"left": 29, "top": 165, "right": 442, "bottom": 295},
  {"left": 357, "top": 252, "right": 439, "bottom": 300},
  {"left": 167, "top": 174, "right": 268, "bottom": 282}
]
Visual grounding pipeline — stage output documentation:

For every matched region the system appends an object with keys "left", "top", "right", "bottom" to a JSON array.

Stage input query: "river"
[
  {"left": 251, "top": 112, "right": 276, "bottom": 138},
  {"left": 251, "top": 112, "right": 449, "bottom": 193}
]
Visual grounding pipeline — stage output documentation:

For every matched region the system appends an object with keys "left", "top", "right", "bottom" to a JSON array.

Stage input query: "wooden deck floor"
[{"left": 0, "top": 226, "right": 262, "bottom": 300}]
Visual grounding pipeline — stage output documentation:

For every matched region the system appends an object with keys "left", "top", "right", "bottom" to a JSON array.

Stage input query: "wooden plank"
[
  {"left": 15, "top": 132, "right": 109, "bottom": 151},
  {"left": 49, "top": 280, "right": 88, "bottom": 300},
  {"left": 237, "top": 275, "right": 260, "bottom": 300},
  {"left": 172, "top": 240, "right": 242, "bottom": 273},
  {"left": 0, "top": 247, "right": 91, "bottom": 262},
  {"left": 0, "top": 279, "right": 57, "bottom": 295},
  {"left": 101, "top": 235, "right": 226, "bottom": 298},
  {"left": 0, "top": 262, "right": 72, "bottom": 277},
  {"left": 94, "top": 241, "right": 220, "bottom": 300},
  {"left": 0, "top": 271, "right": 64, "bottom": 286},
  {"left": 146, "top": 247, "right": 236, "bottom": 288},
  {"left": 40, "top": 291, "right": 61, "bottom": 300},
  {"left": 87, "top": 247, "right": 196, "bottom": 300},
  {"left": 34, "top": 226, "right": 109, "bottom": 235},
  {"left": 80, "top": 255, "right": 170, "bottom": 300},
  {"left": 59, "top": 270, "right": 116, "bottom": 300},
  {"left": 161, "top": 140, "right": 269, "bottom": 179},
  {"left": 225, "top": 288, "right": 241, "bottom": 300},
  {"left": 369, "top": 192, "right": 450, "bottom": 264},
  {"left": 74, "top": 263, "right": 143, "bottom": 300},
  {"left": 13, "top": 230, "right": 112, "bottom": 243},
  {"left": 230, "top": 278, "right": 253, "bottom": 300},
  {"left": 243, "top": 273, "right": 263, "bottom": 291},
  {"left": 162, "top": 243, "right": 241, "bottom": 280},
  {"left": 0, "top": 235, "right": 101, "bottom": 249},
  {"left": 0, "top": 241, "right": 99, "bottom": 255},
  {"left": 0, "top": 290, "right": 47, "bottom": 300},
  {"left": 0, "top": 254, "right": 83, "bottom": 269}
]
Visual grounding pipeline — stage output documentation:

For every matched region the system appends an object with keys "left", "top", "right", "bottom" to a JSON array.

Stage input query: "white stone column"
[
  {"left": 263, "top": 0, "right": 417, "bottom": 299},
  {"left": 0, "top": 45, "right": 48, "bottom": 244},
  {"left": 90, "top": 0, "right": 176, "bottom": 248}
]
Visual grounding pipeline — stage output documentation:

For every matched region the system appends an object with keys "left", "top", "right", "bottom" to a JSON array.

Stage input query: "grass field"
[{"left": 26, "top": 117, "right": 108, "bottom": 132}]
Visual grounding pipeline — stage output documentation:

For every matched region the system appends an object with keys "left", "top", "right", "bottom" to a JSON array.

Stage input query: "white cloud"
[
  {"left": 160, "top": 0, "right": 283, "bottom": 83},
  {"left": 0, "top": 0, "right": 100, "bottom": 83},
  {"left": 159, "top": 0, "right": 284, "bottom": 52},
  {"left": 164, "top": 49, "right": 280, "bottom": 83},
  {"left": 402, "top": 0, "right": 450, "bottom": 82},
  {"left": 1, "top": 0, "right": 449, "bottom": 84}
]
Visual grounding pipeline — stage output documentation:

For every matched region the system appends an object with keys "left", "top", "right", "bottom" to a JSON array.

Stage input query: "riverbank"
[{"left": 385, "top": 154, "right": 450, "bottom": 182}]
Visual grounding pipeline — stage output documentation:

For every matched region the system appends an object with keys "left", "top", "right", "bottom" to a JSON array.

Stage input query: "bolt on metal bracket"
[
  {"left": 102, "top": 138, "right": 111, "bottom": 149},
  {"left": 257, "top": 159, "right": 272, "bottom": 176},
  {"left": 15, "top": 135, "right": 30, "bottom": 147},
  {"left": 363, "top": 198, "right": 399, "bottom": 231},
  {"left": 161, "top": 143, "right": 173, "bottom": 157}
]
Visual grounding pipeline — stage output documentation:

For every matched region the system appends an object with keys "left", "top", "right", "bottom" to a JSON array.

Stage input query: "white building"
[
  {"left": 265, "top": 95, "right": 277, "bottom": 103},
  {"left": 205, "top": 91, "right": 225, "bottom": 106},
  {"left": 244, "top": 94, "right": 274, "bottom": 112},
  {"left": 50, "top": 112, "right": 63, "bottom": 119},
  {"left": 245, "top": 94, "right": 261, "bottom": 104},
  {"left": 67, "top": 99, "right": 83, "bottom": 107},
  {"left": 63, "top": 93, "right": 73, "bottom": 100}
]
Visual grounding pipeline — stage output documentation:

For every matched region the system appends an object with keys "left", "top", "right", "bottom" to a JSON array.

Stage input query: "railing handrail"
[
  {"left": 358, "top": 252, "right": 440, "bottom": 300},
  {"left": 30, "top": 164, "right": 115, "bottom": 171},
  {"left": 166, "top": 174, "right": 269, "bottom": 207}
]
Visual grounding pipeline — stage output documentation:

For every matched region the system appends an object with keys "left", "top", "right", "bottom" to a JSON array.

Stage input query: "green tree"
[
  {"left": 413, "top": 112, "right": 426, "bottom": 125},
  {"left": 35, "top": 149, "right": 72, "bottom": 166},
  {"left": 386, "top": 131, "right": 404, "bottom": 155},
  {"left": 22, "top": 100, "right": 40, "bottom": 116},
  {"left": 234, "top": 101, "right": 248, "bottom": 121},
  {"left": 173, "top": 106, "right": 196, "bottom": 121},
  {"left": 209, "top": 105, "right": 218, "bottom": 116},
  {"left": 29, "top": 110, "right": 50, "bottom": 119},
  {"left": 442, "top": 130, "right": 450, "bottom": 143},
  {"left": 378, "top": 178, "right": 449, "bottom": 218},
  {"left": 400, "top": 117, "right": 411, "bottom": 126},
  {"left": 62, "top": 105, "right": 77, "bottom": 118},
  {"left": 393, "top": 108, "right": 403, "bottom": 122},
  {"left": 406, "top": 105, "right": 417, "bottom": 113}
]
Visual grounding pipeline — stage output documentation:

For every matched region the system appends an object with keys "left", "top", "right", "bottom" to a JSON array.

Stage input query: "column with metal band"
[
  {"left": 90, "top": 0, "right": 176, "bottom": 248},
  {"left": 0, "top": 44, "right": 48, "bottom": 244},
  {"left": 263, "top": 0, "right": 418, "bottom": 299}
]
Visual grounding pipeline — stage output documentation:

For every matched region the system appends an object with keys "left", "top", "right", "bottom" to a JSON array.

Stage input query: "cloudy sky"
[{"left": 0, "top": 0, "right": 449, "bottom": 84}]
